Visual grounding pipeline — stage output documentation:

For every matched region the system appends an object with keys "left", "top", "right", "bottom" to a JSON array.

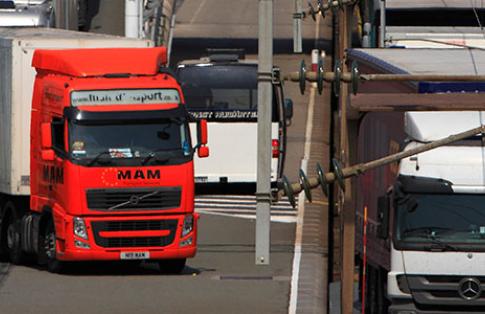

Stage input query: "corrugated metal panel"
[
  {"left": 386, "top": 0, "right": 482, "bottom": 9},
  {"left": 349, "top": 48, "right": 485, "bottom": 76},
  {"left": 348, "top": 48, "right": 485, "bottom": 142},
  {"left": 0, "top": 44, "right": 12, "bottom": 193}
]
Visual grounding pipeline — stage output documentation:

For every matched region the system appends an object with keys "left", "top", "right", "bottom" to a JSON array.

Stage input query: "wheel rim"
[{"left": 44, "top": 229, "right": 56, "bottom": 259}]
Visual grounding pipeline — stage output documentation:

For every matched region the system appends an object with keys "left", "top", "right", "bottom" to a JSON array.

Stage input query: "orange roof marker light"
[{"left": 32, "top": 47, "right": 167, "bottom": 77}]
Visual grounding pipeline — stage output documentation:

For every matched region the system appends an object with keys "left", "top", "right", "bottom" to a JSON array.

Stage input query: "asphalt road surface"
[{"left": 0, "top": 1, "right": 329, "bottom": 313}]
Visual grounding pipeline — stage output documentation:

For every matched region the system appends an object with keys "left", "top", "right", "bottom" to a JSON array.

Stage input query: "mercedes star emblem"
[{"left": 458, "top": 278, "right": 482, "bottom": 301}]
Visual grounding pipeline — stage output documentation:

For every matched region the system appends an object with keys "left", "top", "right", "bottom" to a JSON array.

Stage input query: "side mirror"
[
  {"left": 284, "top": 98, "right": 293, "bottom": 121},
  {"left": 41, "top": 122, "right": 52, "bottom": 148},
  {"left": 198, "top": 146, "right": 209, "bottom": 158},
  {"left": 197, "top": 119, "right": 208, "bottom": 145},
  {"left": 377, "top": 195, "right": 390, "bottom": 239}
]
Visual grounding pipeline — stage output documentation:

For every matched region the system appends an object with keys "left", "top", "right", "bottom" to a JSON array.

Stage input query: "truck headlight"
[
  {"left": 73, "top": 217, "right": 88, "bottom": 240},
  {"left": 182, "top": 214, "right": 194, "bottom": 237}
]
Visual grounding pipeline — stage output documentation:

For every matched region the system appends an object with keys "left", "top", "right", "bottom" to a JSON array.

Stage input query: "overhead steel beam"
[{"left": 351, "top": 93, "right": 485, "bottom": 112}]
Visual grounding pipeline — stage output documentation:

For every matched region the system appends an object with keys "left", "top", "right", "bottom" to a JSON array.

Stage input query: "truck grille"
[
  {"left": 86, "top": 187, "right": 181, "bottom": 211},
  {"left": 407, "top": 275, "right": 485, "bottom": 310},
  {"left": 91, "top": 220, "right": 178, "bottom": 248}
]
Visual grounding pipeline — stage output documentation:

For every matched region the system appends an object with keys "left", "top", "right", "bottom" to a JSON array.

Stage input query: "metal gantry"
[
  {"left": 280, "top": 125, "right": 485, "bottom": 208},
  {"left": 286, "top": 58, "right": 485, "bottom": 96}
]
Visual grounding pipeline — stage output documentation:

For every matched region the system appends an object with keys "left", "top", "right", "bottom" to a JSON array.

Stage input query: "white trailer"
[
  {"left": 361, "top": 1, "right": 485, "bottom": 47},
  {"left": 349, "top": 48, "right": 485, "bottom": 313},
  {"left": 0, "top": 27, "right": 152, "bottom": 196},
  {"left": 386, "top": 26, "right": 485, "bottom": 48}
]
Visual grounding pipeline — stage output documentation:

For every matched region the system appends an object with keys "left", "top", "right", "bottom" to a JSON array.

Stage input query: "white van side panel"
[{"left": 190, "top": 122, "right": 278, "bottom": 183}]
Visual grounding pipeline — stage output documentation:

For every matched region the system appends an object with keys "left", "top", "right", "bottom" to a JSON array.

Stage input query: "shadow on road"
[
  {"left": 198, "top": 243, "right": 294, "bottom": 253},
  {"left": 4, "top": 261, "right": 210, "bottom": 277},
  {"left": 0, "top": 263, "right": 10, "bottom": 289},
  {"left": 195, "top": 183, "right": 256, "bottom": 195}
]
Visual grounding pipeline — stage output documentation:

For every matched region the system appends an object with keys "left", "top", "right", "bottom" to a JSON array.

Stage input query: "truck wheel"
[
  {"left": 0, "top": 214, "right": 9, "bottom": 262},
  {"left": 43, "top": 219, "right": 63, "bottom": 273},
  {"left": 4, "top": 205, "right": 25, "bottom": 265},
  {"left": 366, "top": 266, "right": 378, "bottom": 314},
  {"left": 376, "top": 268, "right": 389, "bottom": 314},
  {"left": 158, "top": 258, "right": 186, "bottom": 274}
]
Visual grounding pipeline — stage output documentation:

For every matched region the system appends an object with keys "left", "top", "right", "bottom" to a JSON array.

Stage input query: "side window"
[
  {"left": 272, "top": 84, "right": 282, "bottom": 122},
  {"left": 51, "top": 117, "right": 65, "bottom": 154}
]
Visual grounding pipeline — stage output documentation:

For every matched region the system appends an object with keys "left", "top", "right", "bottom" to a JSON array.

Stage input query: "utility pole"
[
  {"left": 125, "top": 0, "right": 142, "bottom": 38},
  {"left": 293, "top": 0, "right": 303, "bottom": 53},
  {"left": 380, "top": 0, "right": 386, "bottom": 47},
  {"left": 255, "top": 0, "right": 273, "bottom": 265},
  {"left": 337, "top": 3, "right": 355, "bottom": 314}
]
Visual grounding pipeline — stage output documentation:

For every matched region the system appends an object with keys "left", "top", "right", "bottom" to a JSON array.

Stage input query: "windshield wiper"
[
  {"left": 141, "top": 152, "right": 170, "bottom": 166},
  {"left": 402, "top": 227, "right": 433, "bottom": 237},
  {"left": 86, "top": 151, "right": 113, "bottom": 166},
  {"left": 402, "top": 226, "right": 453, "bottom": 237},
  {"left": 140, "top": 149, "right": 181, "bottom": 165},
  {"left": 429, "top": 237, "right": 457, "bottom": 252},
  {"left": 402, "top": 227, "right": 457, "bottom": 251}
]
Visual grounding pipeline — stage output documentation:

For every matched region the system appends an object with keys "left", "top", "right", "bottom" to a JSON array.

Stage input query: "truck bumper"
[
  {"left": 61, "top": 246, "right": 196, "bottom": 261},
  {"left": 54, "top": 213, "right": 198, "bottom": 262},
  {"left": 390, "top": 300, "right": 485, "bottom": 314}
]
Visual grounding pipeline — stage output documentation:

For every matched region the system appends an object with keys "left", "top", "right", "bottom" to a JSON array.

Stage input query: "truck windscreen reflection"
[
  {"left": 396, "top": 193, "right": 485, "bottom": 247},
  {"left": 68, "top": 119, "right": 191, "bottom": 165}
]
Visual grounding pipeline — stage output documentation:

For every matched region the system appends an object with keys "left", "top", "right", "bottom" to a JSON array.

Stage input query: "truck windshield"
[
  {"left": 177, "top": 65, "right": 280, "bottom": 122},
  {"left": 178, "top": 65, "right": 257, "bottom": 111},
  {"left": 396, "top": 193, "right": 485, "bottom": 249},
  {"left": 68, "top": 119, "right": 191, "bottom": 166}
]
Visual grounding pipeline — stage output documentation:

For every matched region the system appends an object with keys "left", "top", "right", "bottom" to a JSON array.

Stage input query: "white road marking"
[
  {"left": 289, "top": 13, "right": 321, "bottom": 313},
  {"left": 190, "top": 0, "right": 208, "bottom": 24},
  {"left": 195, "top": 195, "right": 297, "bottom": 223}
]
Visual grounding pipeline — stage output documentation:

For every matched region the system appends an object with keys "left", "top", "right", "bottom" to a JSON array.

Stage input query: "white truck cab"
[
  {"left": 176, "top": 50, "right": 293, "bottom": 189},
  {"left": 387, "top": 111, "right": 485, "bottom": 313}
]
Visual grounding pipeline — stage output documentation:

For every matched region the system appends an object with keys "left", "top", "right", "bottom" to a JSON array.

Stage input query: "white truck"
[
  {"left": 349, "top": 48, "right": 485, "bottom": 313},
  {"left": 0, "top": 27, "right": 152, "bottom": 199},
  {"left": 0, "top": 0, "right": 82, "bottom": 29},
  {"left": 386, "top": 26, "right": 485, "bottom": 49},
  {"left": 359, "top": 1, "right": 485, "bottom": 47},
  {"left": 176, "top": 50, "right": 292, "bottom": 189}
]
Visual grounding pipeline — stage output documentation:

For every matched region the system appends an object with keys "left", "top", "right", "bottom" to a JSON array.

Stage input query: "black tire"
[
  {"left": 366, "top": 266, "right": 378, "bottom": 314},
  {"left": 376, "top": 268, "right": 389, "bottom": 314},
  {"left": 0, "top": 212, "right": 9, "bottom": 262},
  {"left": 4, "top": 203, "right": 25, "bottom": 265},
  {"left": 43, "top": 219, "right": 63, "bottom": 273},
  {"left": 158, "top": 258, "right": 186, "bottom": 274}
]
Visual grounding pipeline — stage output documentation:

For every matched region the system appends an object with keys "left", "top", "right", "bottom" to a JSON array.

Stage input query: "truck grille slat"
[
  {"left": 86, "top": 187, "right": 181, "bottom": 211},
  {"left": 407, "top": 275, "right": 485, "bottom": 309},
  {"left": 91, "top": 220, "right": 178, "bottom": 248}
]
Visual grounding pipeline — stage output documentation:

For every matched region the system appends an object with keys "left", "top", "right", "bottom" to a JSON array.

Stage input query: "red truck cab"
[{"left": 5, "top": 47, "right": 208, "bottom": 273}]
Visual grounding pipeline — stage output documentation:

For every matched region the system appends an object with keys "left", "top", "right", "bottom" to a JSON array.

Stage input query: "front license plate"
[
  {"left": 120, "top": 252, "right": 150, "bottom": 260},
  {"left": 195, "top": 176, "right": 208, "bottom": 183}
]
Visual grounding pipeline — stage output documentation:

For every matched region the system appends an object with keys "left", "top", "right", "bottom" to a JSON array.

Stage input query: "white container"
[{"left": 0, "top": 27, "right": 153, "bottom": 195}]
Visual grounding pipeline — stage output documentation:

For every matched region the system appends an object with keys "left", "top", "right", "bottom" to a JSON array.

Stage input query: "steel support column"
[
  {"left": 293, "top": 0, "right": 303, "bottom": 53},
  {"left": 255, "top": 0, "right": 273, "bottom": 265},
  {"left": 338, "top": 4, "right": 355, "bottom": 314}
]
